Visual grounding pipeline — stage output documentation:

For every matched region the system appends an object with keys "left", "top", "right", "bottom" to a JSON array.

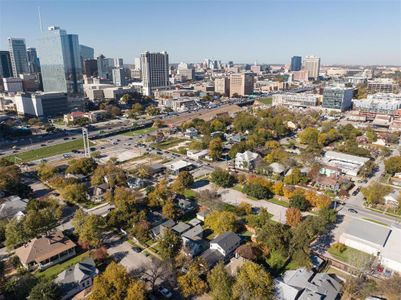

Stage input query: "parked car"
[
  {"left": 158, "top": 287, "right": 172, "bottom": 299},
  {"left": 348, "top": 208, "right": 358, "bottom": 214}
]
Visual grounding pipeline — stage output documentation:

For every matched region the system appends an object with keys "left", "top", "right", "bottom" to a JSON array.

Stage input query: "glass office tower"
[
  {"left": 290, "top": 56, "right": 302, "bottom": 71},
  {"left": 8, "top": 38, "right": 29, "bottom": 76},
  {"left": 37, "top": 26, "right": 83, "bottom": 95},
  {"left": 0, "top": 51, "right": 13, "bottom": 78}
]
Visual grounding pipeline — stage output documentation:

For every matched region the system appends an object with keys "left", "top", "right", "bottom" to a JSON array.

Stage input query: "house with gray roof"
[
  {"left": 201, "top": 232, "right": 241, "bottom": 268},
  {"left": 172, "top": 222, "right": 191, "bottom": 235},
  {"left": 235, "top": 151, "right": 260, "bottom": 171},
  {"left": 55, "top": 257, "right": 99, "bottom": 300},
  {"left": 0, "top": 196, "right": 28, "bottom": 219},
  {"left": 151, "top": 219, "right": 176, "bottom": 239}
]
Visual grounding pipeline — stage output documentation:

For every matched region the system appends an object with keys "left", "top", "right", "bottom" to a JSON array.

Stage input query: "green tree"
[
  {"left": 284, "top": 168, "right": 309, "bottom": 185},
  {"left": 131, "top": 103, "right": 144, "bottom": 115},
  {"left": 162, "top": 200, "right": 179, "bottom": 220},
  {"left": 207, "top": 262, "right": 233, "bottom": 300},
  {"left": 243, "top": 183, "right": 272, "bottom": 199},
  {"left": 66, "top": 157, "right": 97, "bottom": 176},
  {"left": 298, "top": 127, "right": 319, "bottom": 147},
  {"left": 232, "top": 261, "right": 273, "bottom": 300},
  {"left": 361, "top": 181, "right": 392, "bottom": 205},
  {"left": 37, "top": 163, "right": 58, "bottom": 181},
  {"left": 208, "top": 138, "right": 223, "bottom": 160},
  {"left": 205, "top": 211, "right": 237, "bottom": 234},
  {"left": 29, "top": 280, "right": 60, "bottom": 300},
  {"left": 178, "top": 260, "right": 208, "bottom": 298},
  {"left": 5, "top": 218, "right": 25, "bottom": 249},
  {"left": 72, "top": 210, "right": 106, "bottom": 248},
  {"left": 358, "top": 160, "right": 376, "bottom": 177},
  {"left": 210, "top": 168, "right": 236, "bottom": 188},
  {"left": 171, "top": 171, "right": 194, "bottom": 193},
  {"left": 158, "top": 228, "right": 181, "bottom": 260},
  {"left": 384, "top": 156, "right": 401, "bottom": 175},
  {"left": 233, "top": 112, "right": 257, "bottom": 132},
  {"left": 61, "top": 183, "right": 88, "bottom": 203},
  {"left": 289, "top": 194, "right": 310, "bottom": 211}
]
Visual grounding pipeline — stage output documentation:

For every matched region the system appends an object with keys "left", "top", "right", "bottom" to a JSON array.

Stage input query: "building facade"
[
  {"left": 112, "top": 68, "right": 126, "bottom": 87},
  {"left": 83, "top": 59, "right": 98, "bottom": 77},
  {"left": 272, "top": 93, "right": 320, "bottom": 107},
  {"left": 0, "top": 51, "right": 13, "bottom": 78},
  {"left": 303, "top": 56, "right": 320, "bottom": 79},
  {"left": 26, "top": 47, "right": 41, "bottom": 74},
  {"left": 290, "top": 56, "right": 302, "bottom": 71},
  {"left": 322, "top": 86, "right": 354, "bottom": 111},
  {"left": 214, "top": 77, "right": 230, "bottom": 96},
  {"left": 97, "top": 55, "right": 114, "bottom": 79},
  {"left": 8, "top": 38, "right": 29, "bottom": 76},
  {"left": 229, "top": 73, "right": 253, "bottom": 97},
  {"left": 140, "top": 51, "right": 169, "bottom": 96},
  {"left": 37, "top": 26, "right": 83, "bottom": 95}
]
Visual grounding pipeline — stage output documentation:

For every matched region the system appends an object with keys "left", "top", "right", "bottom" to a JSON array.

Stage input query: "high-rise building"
[
  {"left": 322, "top": 86, "right": 354, "bottom": 111},
  {"left": 134, "top": 57, "right": 141, "bottom": 70},
  {"left": 112, "top": 68, "right": 126, "bottom": 87},
  {"left": 27, "top": 48, "right": 41, "bottom": 73},
  {"left": 303, "top": 56, "right": 320, "bottom": 80},
  {"left": 290, "top": 56, "right": 302, "bottom": 71},
  {"left": 97, "top": 55, "right": 114, "bottom": 79},
  {"left": 37, "top": 26, "right": 83, "bottom": 95},
  {"left": 214, "top": 77, "right": 230, "bottom": 96},
  {"left": 114, "top": 58, "right": 123, "bottom": 68},
  {"left": 79, "top": 45, "right": 94, "bottom": 61},
  {"left": 229, "top": 73, "right": 254, "bottom": 97},
  {"left": 83, "top": 59, "right": 98, "bottom": 77},
  {"left": 8, "top": 38, "right": 29, "bottom": 76},
  {"left": 0, "top": 51, "right": 13, "bottom": 78},
  {"left": 140, "top": 51, "right": 169, "bottom": 96}
]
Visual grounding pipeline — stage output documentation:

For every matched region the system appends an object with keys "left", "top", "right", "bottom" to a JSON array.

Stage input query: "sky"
[{"left": 0, "top": 0, "right": 400, "bottom": 66}]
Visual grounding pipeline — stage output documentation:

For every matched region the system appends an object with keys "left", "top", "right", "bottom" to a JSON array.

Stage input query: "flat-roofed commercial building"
[
  {"left": 214, "top": 77, "right": 230, "bottom": 96},
  {"left": 353, "top": 93, "right": 401, "bottom": 115},
  {"left": 272, "top": 93, "right": 320, "bottom": 107},
  {"left": 322, "top": 150, "right": 370, "bottom": 176},
  {"left": 14, "top": 92, "right": 68, "bottom": 117},
  {"left": 368, "top": 78, "right": 399, "bottom": 93},
  {"left": 229, "top": 73, "right": 253, "bottom": 97},
  {"left": 303, "top": 56, "right": 320, "bottom": 79},
  {"left": 141, "top": 51, "right": 169, "bottom": 96},
  {"left": 322, "top": 86, "right": 354, "bottom": 111}
]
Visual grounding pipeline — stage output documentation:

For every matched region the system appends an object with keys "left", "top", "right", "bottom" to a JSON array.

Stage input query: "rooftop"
[{"left": 343, "top": 219, "right": 391, "bottom": 247}]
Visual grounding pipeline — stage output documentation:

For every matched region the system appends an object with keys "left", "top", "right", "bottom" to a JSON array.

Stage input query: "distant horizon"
[{"left": 1, "top": 0, "right": 400, "bottom": 66}]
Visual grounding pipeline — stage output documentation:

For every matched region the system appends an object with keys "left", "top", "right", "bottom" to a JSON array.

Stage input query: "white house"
[
  {"left": 187, "top": 149, "right": 208, "bottom": 161},
  {"left": 235, "top": 151, "right": 260, "bottom": 171}
]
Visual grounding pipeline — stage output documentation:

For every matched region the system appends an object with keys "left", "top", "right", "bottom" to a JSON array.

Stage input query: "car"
[
  {"left": 352, "top": 188, "right": 360, "bottom": 196},
  {"left": 63, "top": 137, "right": 70, "bottom": 140},
  {"left": 157, "top": 287, "right": 172, "bottom": 299},
  {"left": 63, "top": 154, "right": 72, "bottom": 159},
  {"left": 348, "top": 208, "right": 358, "bottom": 214},
  {"left": 132, "top": 247, "right": 142, "bottom": 253}
]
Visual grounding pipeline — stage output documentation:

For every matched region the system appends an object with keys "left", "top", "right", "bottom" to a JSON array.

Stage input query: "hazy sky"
[{"left": 1, "top": 0, "right": 400, "bottom": 65}]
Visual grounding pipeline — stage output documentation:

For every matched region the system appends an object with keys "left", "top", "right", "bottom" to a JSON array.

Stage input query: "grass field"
[
  {"left": 5, "top": 139, "right": 94, "bottom": 163},
  {"left": 36, "top": 251, "right": 90, "bottom": 280},
  {"left": 258, "top": 97, "right": 273, "bottom": 105},
  {"left": 121, "top": 127, "right": 156, "bottom": 136},
  {"left": 328, "top": 244, "right": 371, "bottom": 266},
  {"left": 362, "top": 217, "right": 389, "bottom": 226},
  {"left": 151, "top": 138, "right": 187, "bottom": 149}
]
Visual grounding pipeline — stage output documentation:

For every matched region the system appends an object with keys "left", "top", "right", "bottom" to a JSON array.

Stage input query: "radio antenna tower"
[{"left": 38, "top": 7, "right": 43, "bottom": 32}]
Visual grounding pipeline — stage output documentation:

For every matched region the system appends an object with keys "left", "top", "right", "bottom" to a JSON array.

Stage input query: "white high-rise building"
[
  {"left": 8, "top": 38, "right": 29, "bottom": 76},
  {"left": 140, "top": 51, "right": 169, "bottom": 96},
  {"left": 303, "top": 56, "right": 320, "bottom": 80}
]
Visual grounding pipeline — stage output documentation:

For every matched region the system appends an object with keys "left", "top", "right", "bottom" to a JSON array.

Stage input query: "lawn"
[
  {"left": 5, "top": 139, "right": 94, "bottom": 163},
  {"left": 362, "top": 217, "right": 389, "bottom": 226},
  {"left": 267, "top": 198, "right": 289, "bottom": 208},
  {"left": 233, "top": 185, "right": 289, "bottom": 207},
  {"left": 121, "top": 127, "right": 156, "bottom": 136},
  {"left": 258, "top": 97, "right": 273, "bottom": 105},
  {"left": 151, "top": 138, "right": 187, "bottom": 150},
  {"left": 184, "top": 189, "right": 198, "bottom": 200},
  {"left": 36, "top": 251, "right": 90, "bottom": 280},
  {"left": 328, "top": 245, "right": 371, "bottom": 266}
]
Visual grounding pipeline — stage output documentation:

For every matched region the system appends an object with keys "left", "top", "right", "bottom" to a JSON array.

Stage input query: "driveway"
[{"left": 193, "top": 183, "right": 288, "bottom": 223}]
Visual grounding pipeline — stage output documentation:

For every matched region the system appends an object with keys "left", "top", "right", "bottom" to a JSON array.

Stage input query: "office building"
[
  {"left": 140, "top": 51, "right": 169, "bottom": 96},
  {"left": 8, "top": 38, "right": 29, "bottom": 76},
  {"left": 79, "top": 45, "right": 94, "bottom": 61},
  {"left": 214, "top": 77, "right": 230, "bottom": 96},
  {"left": 367, "top": 78, "right": 399, "bottom": 93},
  {"left": 0, "top": 51, "right": 13, "bottom": 78},
  {"left": 229, "top": 73, "right": 254, "bottom": 97},
  {"left": 352, "top": 93, "right": 401, "bottom": 115},
  {"left": 272, "top": 93, "right": 320, "bottom": 107},
  {"left": 322, "top": 86, "right": 354, "bottom": 111},
  {"left": 290, "top": 56, "right": 302, "bottom": 71},
  {"left": 37, "top": 26, "right": 83, "bottom": 95},
  {"left": 303, "top": 56, "right": 320, "bottom": 80},
  {"left": 26, "top": 48, "right": 41, "bottom": 73},
  {"left": 14, "top": 92, "right": 68, "bottom": 117},
  {"left": 83, "top": 59, "right": 98, "bottom": 77},
  {"left": 97, "top": 55, "right": 114, "bottom": 79},
  {"left": 3, "top": 77, "right": 23, "bottom": 92},
  {"left": 112, "top": 68, "right": 126, "bottom": 87},
  {"left": 134, "top": 57, "right": 141, "bottom": 70},
  {"left": 114, "top": 58, "right": 123, "bottom": 68}
]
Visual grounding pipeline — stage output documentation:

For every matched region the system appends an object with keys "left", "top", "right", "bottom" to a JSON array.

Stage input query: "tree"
[
  {"left": 208, "top": 138, "right": 223, "bottom": 160},
  {"left": 23, "top": 208, "right": 57, "bottom": 237},
  {"left": 264, "top": 148, "right": 289, "bottom": 164},
  {"left": 5, "top": 218, "right": 25, "bottom": 249},
  {"left": 72, "top": 210, "right": 106, "bottom": 248},
  {"left": 146, "top": 105, "right": 159, "bottom": 116},
  {"left": 233, "top": 112, "right": 257, "bottom": 132},
  {"left": 359, "top": 160, "right": 376, "bottom": 177},
  {"left": 207, "top": 262, "right": 233, "bottom": 300},
  {"left": 29, "top": 280, "right": 60, "bottom": 300},
  {"left": 286, "top": 207, "right": 302, "bottom": 227},
  {"left": 178, "top": 260, "right": 208, "bottom": 298},
  {"left": 361, "top": 181, "right": 392, "bottom": 205},
  {"left": 366, "top": 127, "right": 377, "bottom": 143},
  {"left": 66, "top": 157, "right": 97, "bottom": 176},
  {"left": 232, "top": 261, "right": 273, "bottom": 300},
  {"left": 37, "top": 163, "right": 58, "bottom": 181},
  {"left": 243, "top": 183, "right": 271, "bottom": 199},
  {"left": 343, "top": 276, "right": 377, "bottom": 299},
  {"left": 158, "top": 228, "right": 181, "bottom": 260},
  {"left": 171, "top": 171, "right": 194, "bottom": 193},
  {"left": 91, "top": 163, "right": 127, "bottom": 188},
  {"left": 384, "top": 156, "right": 401, "bottom": 175},
  {"left": 61, "top": 183, "right": 88, "bottom": 203},
  {"left": 0, "top": 164, "right": 32, "bottom": 197},
  {"left": 236, "top": 202, "right": 252, "bottom": 216},
  {"left": 298, "top": 127, "right": 319, "bottom": 147},
  {"left": 147, "top": 178, "right": 173, "bottom": 207},
  {"left": 131, "top": 103, "right": 144, "bottom": 115},
  {"left": 380, "top": 273, "right": 401, "bottom": 300},
  {"left": 90, "top": 262, "right": 146, "bottom": 300},
  {"left": 162, "top": 200, "right": 179, "bottom": 220},
  {"left": 205, "top": 211, "right": 237, "bottom": 234},
  {"left": 289, "top": 194, "right": 310, "bottom": 211},
  {"left": 284, "top": 168, "right": 309, "bottom": 185},
  {"left": 135, "top": 165, "right": 151, "bottom": 179},
  {"left": 210, "top": 168, "right": 236, "bottom": 188}
]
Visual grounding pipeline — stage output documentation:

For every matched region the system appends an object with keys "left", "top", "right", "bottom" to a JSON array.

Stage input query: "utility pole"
[{"left": 82, "top": 127, "right": 90, "bottom": 157}]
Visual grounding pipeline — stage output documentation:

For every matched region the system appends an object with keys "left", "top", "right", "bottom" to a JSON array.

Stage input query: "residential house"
[
  {"left": 164, "top": 160, "right": 194, "bottom": 175},
  {"left": 90, "top": 183, "right": 109, "bottom": 202},
  {"left": 196, "top": 209, "right": 210, "bottom": 222},
  {"left": 384, "top": 190, "right": 400, "bottom": 207},
  {"left": 151, "top": 219, "right": 176, "bottom": 239},
  {"left": 275, "top": 268, "right": 342, "bottom": 300},
  {"left": 176, "top": 196, "right": 196, "bottom": 212},
  {"left": 172, "top": 222, "right": 191, "bottom": 235},
  {"left": 269, "top": 162, "right": 287, "bottom": 175},
  {"left": 235, "top": 151, "right": 260, "bottom": 171},
  {"left": 15, "top": 231, "right": 76, "bottom": 271},
  {"left": 127, "top": 177, "right": 148, "bottom": 189},
  {"left": 182, "top": 224, "right": 205, "bottom": 257},
  {"left": 391, "top": 172, "right": 401, "bottom": 186},
  {"left": 201, "top": 232, "right": 241, "bottom": 268},
  {"left": 0, "top": 195, "right": 28, "bottom": 219},
  {"left": 187, "top": 149, "right": 208, "bottom": 161},
  {"left": 184, "top": 127, "right": 198, "bottom": 139},
  {"left": 55, "top": 257, "right": 99, "bottom": 300}
]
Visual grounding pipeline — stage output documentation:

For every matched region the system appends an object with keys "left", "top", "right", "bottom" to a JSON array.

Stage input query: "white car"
[{"left": 158, "top": 287, "right": 172, "bottom": 299}]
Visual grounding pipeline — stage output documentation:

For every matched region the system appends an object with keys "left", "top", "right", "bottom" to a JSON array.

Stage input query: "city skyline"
[{"left": 1, "top": 0, "right": 400, "bottom": 66}]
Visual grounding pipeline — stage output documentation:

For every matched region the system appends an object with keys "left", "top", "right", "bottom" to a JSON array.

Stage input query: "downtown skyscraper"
[
  {"left": 37, "top": 26, "right": 83, "bottom": 95},
  {"left": 8, "top": 37, "right": 29, "bottom": 76},
  {"left": 290, "top": 56, "right": 302, "bottom": 71},
  {"left": 140, "top": 51, "right": 169, "bottom": 96},
  {"left": 303, "top": 56, "right": 321, "bottom": 80}
]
